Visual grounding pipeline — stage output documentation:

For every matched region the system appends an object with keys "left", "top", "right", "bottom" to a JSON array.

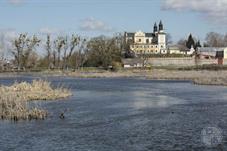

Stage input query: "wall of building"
[
  {"left": 126, "top": 30, "right": 166, "bottom": 55},
  {"left": 130, "top": 44, "right": 159, "bottom": 54},
  {"left": 147, "top": 57, "right": 219, "bottom": 67},
  {"left": 158, "top": 33, "right": 166, "bottom": 50},
  {"left": 224, "top": 48, "right": 227, "bottom": 59},
  {"left": 134, "top": 31, "right": 146, "bottom": 43}
]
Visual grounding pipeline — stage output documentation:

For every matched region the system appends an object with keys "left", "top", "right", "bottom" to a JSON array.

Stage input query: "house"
[
  {"left": 168, "top": 46, "right": 185, "bottom": 54},
  {"left": 197, "top": 47, "right": 227, "bottom": 65},
  {"left": 124, "top": 21, "right": 167, "bottom": 55},
  {"left": 187, "top": 47, "right": 195, "bottom": 55},
  {"left": 197, "top": 47, "right": 227, "bottom": 58}
]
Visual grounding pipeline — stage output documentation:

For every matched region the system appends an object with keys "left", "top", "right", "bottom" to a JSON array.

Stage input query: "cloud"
[
  {"left": 8, "top": 0, "right": 24, "bottom": 5},
  {"left": 39, "top": 27, "right": 61, "bottom": 35},
  {"left": 162, "top": 0, "right": 227, "bottom": 25},
  {"left": 79, "top": 17, "right": 113, "bottom": 32}
]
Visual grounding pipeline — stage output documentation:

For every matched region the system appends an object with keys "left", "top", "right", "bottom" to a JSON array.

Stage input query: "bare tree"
[
  {"left": 205, "top": 32, "right": 224, "bottom": 47},
  {"left": 54, "top": 36, "right": 65, "bottom": 69},
  {"left": 62, "top": 36, "right": 68, "bottom": 69},
  {"left": 45, "top": 35, "right": 52, "bottom": 69},
  {"left": 177, "top": 39, "right": 187, "bottom": 51},
  {"left": 26, "top": 51, "right": 39, "bottom": 69},
  {"left": 166, "top": 33, "right": 173, "bottom": 46},
  {"left": 22, "top": 35, "right": 40, "bottom": 68},
  {"left": 138, "top": 51, "right": 148, "bottom": 67},
  {"left": 12, "top": 34, "right": 40, "bottom": 70},
  {"left": 73, "top": 38, "right": 87, "bottom": 69},
  {"left": 53, "top": 50, "right": 57, "bottom": 68},
  {"left": 224, "top": 33, "right": 227, "bottom": 47},
  {"left": 62, "top": 34, "right": 81, "bottom": 70}
]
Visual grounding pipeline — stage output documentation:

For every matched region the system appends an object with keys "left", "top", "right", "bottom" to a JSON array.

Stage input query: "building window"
[
  {"left": 156, "top": 46, "right": 158, "bottom": 48},
  {"left": 161, "top": 45, "right": 163, "bottom": 48},
  {"left": 146, "top": 39, "right": 149, "bottom": 43},
  {"left": 139, "top": 39, "right": 141, "bottom": 42}
]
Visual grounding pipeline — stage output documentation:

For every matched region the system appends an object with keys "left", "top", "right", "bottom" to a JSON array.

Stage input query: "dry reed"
[{"left": 0, "top": 80, "right": 71, "bottom": 121}]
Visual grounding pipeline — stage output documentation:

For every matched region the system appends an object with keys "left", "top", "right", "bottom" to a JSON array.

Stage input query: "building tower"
[
  {"left": 153, "top": 22, "right": 158, "bottom": 33},
  {"left": 158, "top": 21, "right": 166, "bottom": 52},
  {"left": 159, "top": 20, "right": 163, "bottom": 31}
]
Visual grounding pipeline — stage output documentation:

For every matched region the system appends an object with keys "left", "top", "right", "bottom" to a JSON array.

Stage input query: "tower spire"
[
  {"left": 159, "top": 20, "right": 163, "bottom": 31},
  {"left": 153, "top": 22, "right": 157, "bottom": 33}
]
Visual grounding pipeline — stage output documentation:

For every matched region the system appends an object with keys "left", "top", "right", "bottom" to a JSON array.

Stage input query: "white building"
[
  {"left": 122, "top": 58, "right": 144, "bottom": 68},
  {"left": 124, "top": 21, "right": 167, "bottom": 55},
  {"left": 168, "top": 46, "right": 184, "bottom": 54}
]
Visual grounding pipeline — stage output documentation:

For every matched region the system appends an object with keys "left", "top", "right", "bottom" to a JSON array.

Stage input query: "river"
[{"left": 0, "top": 77, "right": 227, "bottom": 151}]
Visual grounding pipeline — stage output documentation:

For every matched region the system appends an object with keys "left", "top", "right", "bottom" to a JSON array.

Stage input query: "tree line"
[
  {"left": 1, "top": 31, "right": 227, "bottom": 71},
  {"left": 177, "top": 32, "right": 227, "bottom": 50},
  {"left": 9, "top": 34, "right": 124, "bottom": 71}
]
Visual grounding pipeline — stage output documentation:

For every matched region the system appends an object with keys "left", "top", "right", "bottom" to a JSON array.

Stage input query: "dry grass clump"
[
  {"left": 0, "top": 89, "right": 47, "bottom": 120},
  {"left": 6, "top": 79, "right": 72, "bottom": 100},
  {"left": 0, "top": 80, "right": 71, "bottom": 121}
]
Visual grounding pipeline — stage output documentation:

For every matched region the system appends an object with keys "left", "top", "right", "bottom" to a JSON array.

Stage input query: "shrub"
[{"left": 111, "top": 62, "right": 122, "bottom": 71}]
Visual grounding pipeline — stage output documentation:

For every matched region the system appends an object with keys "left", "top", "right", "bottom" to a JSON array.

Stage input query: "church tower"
[
  {"left": 153, "top": 22, "right": 158, "bottom": 33},
  {"left": 157, "top": 20, "right": 166, "bottom": 52},
  {"left": 159, "top": 20, "right": 164, "bottom": 31}
]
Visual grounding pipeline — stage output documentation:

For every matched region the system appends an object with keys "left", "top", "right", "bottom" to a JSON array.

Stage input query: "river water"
[{"left": 0, "top": 77, "right": 227, "bottom": 151}]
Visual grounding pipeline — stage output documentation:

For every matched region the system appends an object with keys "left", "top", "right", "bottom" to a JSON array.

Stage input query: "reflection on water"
[
  {"left": 0, "top": 77, "right": 227, "bottom": 151},
  {"left": 132, "top": 91, "right": 185, "bottom": 109}
]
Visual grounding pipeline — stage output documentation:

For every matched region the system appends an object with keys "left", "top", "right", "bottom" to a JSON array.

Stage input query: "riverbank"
[
  {"left": 0, "top": 80, "right": 71, "bottom": 121},
  {"left": 0, "top": 69, "right": 226, "bottom": 86},
  {"left": 147, "top": 69, "right": 227, "bottom": 86},
  {"left": 66, "top": 69, "right": 227, "bottom": 86}
]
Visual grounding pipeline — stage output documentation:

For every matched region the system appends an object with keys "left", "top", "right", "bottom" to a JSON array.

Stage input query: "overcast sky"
[{"left": 0, "top": 0, "right": 227, "bottom": 43}]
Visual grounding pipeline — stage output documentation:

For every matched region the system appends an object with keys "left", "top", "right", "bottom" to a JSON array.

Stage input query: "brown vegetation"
[
  {"left": 61, "top": 68, "right": 227, "bottom": 86},
  {"left": 0, "top": 80, "right": 71, "bottom": 121}
]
